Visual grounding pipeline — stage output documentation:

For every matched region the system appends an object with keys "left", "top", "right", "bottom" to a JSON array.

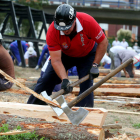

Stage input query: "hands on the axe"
[
  {"left": 89, "top": 63, "right": 99, "bottom": 80},
  {"left": 61, "top": 79, "right": 73, "bottom": 94}
]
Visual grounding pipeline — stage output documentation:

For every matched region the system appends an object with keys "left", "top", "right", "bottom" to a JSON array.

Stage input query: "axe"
[
  {"left": 41, "top": 74, "right": 89, "bottom": 116},
  {"left": 56, "top": 58, "right": 133, "bottom": 125}
]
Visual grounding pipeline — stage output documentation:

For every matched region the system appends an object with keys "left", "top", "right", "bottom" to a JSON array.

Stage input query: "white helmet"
[
  {"left": 133, "top": 55, "right": 140, "bottom": 65},
  {"left": 28, "top": 42, "right": 33, "bottom": 48},
  {"left": 0, "top": 33, "right": 3, "bottom": 40},
  {"left": 28, "top": 47, "right": 34, "bottom": 55}
]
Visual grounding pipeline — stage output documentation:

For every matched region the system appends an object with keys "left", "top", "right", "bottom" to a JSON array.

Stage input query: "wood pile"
[{"left": 0, "top": 68, "right": 140, "bottom": 139}]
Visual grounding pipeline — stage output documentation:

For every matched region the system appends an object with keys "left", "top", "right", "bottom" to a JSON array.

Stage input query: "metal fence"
[{"left": 45, "top": 0, "right": 140, "bottom": 9}]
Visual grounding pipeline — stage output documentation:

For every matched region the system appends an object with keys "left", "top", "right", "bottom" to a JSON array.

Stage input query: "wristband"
[{"left": 93, "top": 63, "right": 98, "bottom": 68}]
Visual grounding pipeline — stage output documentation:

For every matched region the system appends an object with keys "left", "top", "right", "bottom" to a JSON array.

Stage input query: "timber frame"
[{"left": 0, "top": 0, "right": 54, "bottom": 67}]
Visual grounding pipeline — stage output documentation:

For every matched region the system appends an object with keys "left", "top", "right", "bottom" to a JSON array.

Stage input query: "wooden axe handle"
[
  {"left": 68, "top": 58, "right": 133, "bottom": 108},
  {"left": 51, "top": 75, "right": 89, "bottom": 99}
]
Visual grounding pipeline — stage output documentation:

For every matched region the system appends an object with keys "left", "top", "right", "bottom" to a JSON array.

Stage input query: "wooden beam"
[{"left": 0, "top": 102, "right": 108, "bottom": 128}]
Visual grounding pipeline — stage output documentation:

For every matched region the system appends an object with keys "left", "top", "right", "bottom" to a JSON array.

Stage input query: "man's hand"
[
  {"left": 89, "top": 63, "right": 99, "bottom": 80},
  {"left": 61, "top": 79, "right": 73, "bottom": 94}
]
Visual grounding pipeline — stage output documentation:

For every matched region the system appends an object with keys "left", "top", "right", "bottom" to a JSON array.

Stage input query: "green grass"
[
  {"left": 0, "top": 124, "right": 47, "bottom": 140},
  {"left": 132, "top": 123, "right": 140, "bottom": 129}
]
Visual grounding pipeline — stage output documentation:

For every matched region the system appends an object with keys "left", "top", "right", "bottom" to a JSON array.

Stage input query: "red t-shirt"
[{"left": 47, "top": 12, "right": 105, "bottom": 57}]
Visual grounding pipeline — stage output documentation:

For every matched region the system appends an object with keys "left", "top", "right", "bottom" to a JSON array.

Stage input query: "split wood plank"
[
  {"left": 0, "top": 130, "right": 32, "bottom": 135},
  {"left": 0, "top": 114, "right": 105, "bottom": 140},
  {"left": 0, "top": 69, "right": 59, "bottom": 108},
  {"left": 0, "top": 102, "right": 108, "bottom": 128},
  {"left": 99, "top": 69, "right": 140, "bottom": 77},
  {"left": 73, "top": 87, "right": 140, "bottom": 97},
  {"left": 99, "top": 84, "right": 140, "bottom": 88},
  {"left": 69, "top": 77, "right": 140, "bottom": 84},
  {"left": 95, "top": 96, "right": 140, "bottom": 103},
  {"left": 108, "top": 110, "right": 140, "bottom": 115}
]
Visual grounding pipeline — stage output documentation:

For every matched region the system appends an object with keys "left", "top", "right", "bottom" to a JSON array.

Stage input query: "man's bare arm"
[
  {"left": 49, "top": 50, "right": 68, "bottom": 80},
  {"left": 93, "top": 37, "right": 108, "bottom": 64}
]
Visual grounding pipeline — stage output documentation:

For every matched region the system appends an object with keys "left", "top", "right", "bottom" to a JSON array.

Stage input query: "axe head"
[
  {"left": 56, "top": 95, "right": 89, "bottom": 125},
  {"left": 41, "top": 91, "right": 63, "bottom": 116}
]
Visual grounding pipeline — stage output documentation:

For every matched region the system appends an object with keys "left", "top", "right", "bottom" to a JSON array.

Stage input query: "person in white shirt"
[
  {"left": 112, "top": 37, "right": 121, "bottom": 47},
  {"left": 109, "top": 45, "right": 126, "bottom": 71},
  {"left": 24, "top": 47, "right": 37, "bottom": 67},
  {"left": 101, "top": 53, "right": 111, "bottom": 69},
  {"left": 120, "top": 39, "right": 129, "bottom": 49},
  {"left": 133, "top": 43, "right": 139, "bottom": 52}
]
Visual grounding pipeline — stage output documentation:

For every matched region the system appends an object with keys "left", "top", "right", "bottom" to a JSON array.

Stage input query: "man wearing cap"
[
  {"left": 0, "top": 33, "right": 15, "bottom": 90},
  {"left": 27, "top": 4, "right": 108, "bottom": 107},
  {"left": 10, "top": 40, "right": 29, "bottom": 66}
]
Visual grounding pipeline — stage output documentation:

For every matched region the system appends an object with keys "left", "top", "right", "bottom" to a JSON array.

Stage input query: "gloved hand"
[
  {"left": 35, "top": 65, "right": 39, "bottom": 70},
  {"left": 89, "top": 63, "right": 99, "bottom": 80},
  {"left": 61, "top": 79, "right": 73, "bottom": 95}
]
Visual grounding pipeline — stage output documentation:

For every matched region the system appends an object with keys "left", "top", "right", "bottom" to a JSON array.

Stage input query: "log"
[
  {"left": 0, "top": 102, "right": 108, "bottom": 128},
  {"left": 0, "top": 114, "right": 105, "bottom": 140},
  {"left": 73, "top": 87, "right": 140, "bottom": 97},
  {"left": 102, "top": 124, "right": 122, "bottom": 130}
]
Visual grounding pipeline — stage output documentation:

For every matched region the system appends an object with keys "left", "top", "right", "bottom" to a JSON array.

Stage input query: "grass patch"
[
  {"left": 0, "top": 124, "right": 47, "bottom": 140},
  {"left": 132, "top": 123, "right": 140, "bottom": 129}
]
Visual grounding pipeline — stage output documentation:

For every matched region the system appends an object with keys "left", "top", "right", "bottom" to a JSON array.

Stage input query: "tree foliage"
[{"left": 117, "top": 28, "right": 132, "bottom": 45}]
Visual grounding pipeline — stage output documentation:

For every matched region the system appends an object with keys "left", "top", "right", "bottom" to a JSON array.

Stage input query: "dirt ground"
[{"left": 1, "top": 65, "right": 140, "bottom": 139}]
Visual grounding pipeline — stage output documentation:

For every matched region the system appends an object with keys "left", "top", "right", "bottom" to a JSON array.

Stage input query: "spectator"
[
  {"left": 133, "top": 43, "right": 139, "bottom": 52},
  {"left": 35, "top": 44, "right": 49, "bottom": 70},
  {"left": 0, "top": 33, "right": 15, "bottom": 90},
  {"left": 112, "top": 37, "right": 120, "bottom": 47},
  {"left": 24, "top": 47, "right": 37, "bottom": 67},
  {"left": 120, "top": 39, "right": 129, "bottom": 49}
]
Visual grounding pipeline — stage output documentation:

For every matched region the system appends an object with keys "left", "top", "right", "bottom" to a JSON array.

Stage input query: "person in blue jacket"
[
  {"left": 35, "top": 44, "right": 49, "bottom": 70},
  {"left": 10, "top": 40, "right": 29, "bottom": 66},
  {"left": 68, "top": 66, "right": 78, "bottom": 76}
]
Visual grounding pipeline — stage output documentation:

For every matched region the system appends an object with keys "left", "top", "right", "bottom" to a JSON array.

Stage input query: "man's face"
[{"left": 62, "top": 20, "right": 76, "bottom": 35}]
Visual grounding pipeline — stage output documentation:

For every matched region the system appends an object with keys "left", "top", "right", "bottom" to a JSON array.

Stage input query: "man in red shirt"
[{"left": 27, "top": 4, "right": 108, "bottom": 107}]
